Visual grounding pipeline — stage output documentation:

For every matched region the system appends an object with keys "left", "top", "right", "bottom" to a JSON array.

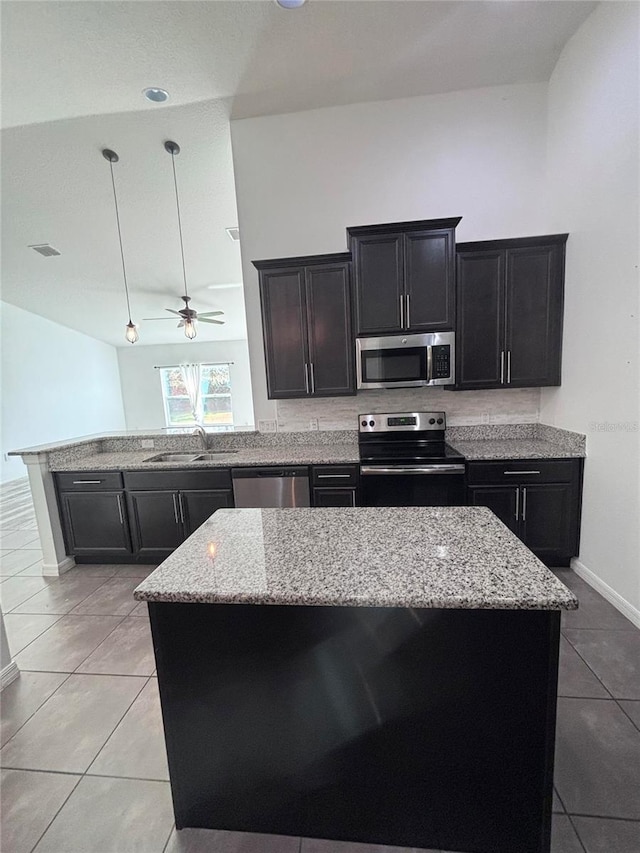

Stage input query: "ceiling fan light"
[
  {"left": 184, "top": 319, "right": 197, "bottom": 340},
  {"left": 125, "top": 321, "right": 139, "bottom": 344}
]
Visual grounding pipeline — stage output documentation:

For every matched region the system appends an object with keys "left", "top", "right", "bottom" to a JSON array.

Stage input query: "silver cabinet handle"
[
  {"left": 399, "top": 294, "right": 404, "bottom": 329},
  {"left": 361, "top": 464, "right": 465, "bottom": 475},
  {"left": 405, "top": 293, "right": 410, "bottom": 328},
  {"left": 116, "top": 493, "right": 124, "bottom": 525},
  {"left": 178, "top": 493, "right": 185, "bottom": 524},
  {"left": 522, "top": 487, "right": 527, "bottom": 522},
  {"left": 351, "top": 490, "right": 357, "bottom": 507},
  {"left": 507, "top": 350, "right": 512, "bottom": 384},
  {"left": 500, "top": 351, "right": 505, "bottom": 384},
  {"left": 515, "top": 487, "right": 519, "bottom": 522},
  {"left": 317, "top": 474, "right": 351, "bottom": 479},
  {"left": 309, "top": 362, "right": 315, "bottom": 394},
  {"left": 304, "top": 363, "right": 310, "bottom": 394},
  {"left": 172, "top": 493, "right": 180, "bottom": 525},
  {"left": 72, "top": 480, "right": 102, "bottom": 484},
  {"left": 503, "top": 471, "right": 541, "bottom": 476}
]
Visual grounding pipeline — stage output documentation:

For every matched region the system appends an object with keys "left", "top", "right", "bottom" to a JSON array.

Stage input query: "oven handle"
[{"left": 360, "top": 464, "right": 466, "bottom": 476}]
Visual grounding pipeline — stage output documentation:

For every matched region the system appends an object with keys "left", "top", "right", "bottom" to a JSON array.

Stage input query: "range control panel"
[{"left": 358, "top": 412, "right": 446, "bottom": 433}]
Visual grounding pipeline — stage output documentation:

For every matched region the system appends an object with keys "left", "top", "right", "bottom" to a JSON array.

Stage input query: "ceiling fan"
[{"left": 143, "top": 296, "right": 225, "bottom": 329}]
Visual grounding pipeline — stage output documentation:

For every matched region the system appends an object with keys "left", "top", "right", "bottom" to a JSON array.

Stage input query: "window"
[{"left": 160, "top": 364, "right": 233, "bottom": 429}]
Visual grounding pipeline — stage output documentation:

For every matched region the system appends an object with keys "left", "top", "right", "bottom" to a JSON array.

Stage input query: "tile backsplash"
[{"left": 276, "top": 388, "right": 541, "bottom": 432}]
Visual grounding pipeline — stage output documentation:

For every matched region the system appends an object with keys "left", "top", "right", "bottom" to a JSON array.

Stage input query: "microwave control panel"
[{"left": 432, "top": 345, "right": 451, "bottom": 379}]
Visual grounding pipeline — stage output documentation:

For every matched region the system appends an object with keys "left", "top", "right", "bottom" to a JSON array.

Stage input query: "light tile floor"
[{"left": 1, "top": 478, "right": 639, "bottom": 853}]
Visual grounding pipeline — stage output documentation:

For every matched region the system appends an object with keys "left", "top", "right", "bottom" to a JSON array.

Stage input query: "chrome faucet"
[{"left": 192, "top": 425, "right": 209, "bottom": 450}]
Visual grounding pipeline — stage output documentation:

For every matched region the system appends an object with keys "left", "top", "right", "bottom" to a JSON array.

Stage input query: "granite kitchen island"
[{"left": 135, "top": 507, "right": 577, "bottom": 853}]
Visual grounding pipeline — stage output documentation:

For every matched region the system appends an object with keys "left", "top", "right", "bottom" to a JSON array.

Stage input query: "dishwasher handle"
[{"left": 231, "top": 467, "right": 309, "bottom": 479}]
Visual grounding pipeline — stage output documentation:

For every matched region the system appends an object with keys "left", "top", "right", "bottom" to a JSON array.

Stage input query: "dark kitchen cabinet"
[
  {"left": 59, "top": 491, "right": 132, "bottom": 556},
  {"left": 455, "top": 235, "right": 567, "bottom": 390},
  {"left": 181, "top": 489, "right": 233, "bottom": 536},
  {"left": 312, "top": 464, "right": 359, "bottom": 507},
  {"left": 467, "top": 458, "right": 583, "bottom": 565},
  {"left": 348, "top": 218, "right": 461, "bottom": 336},
  {"left": 254, "top": 253, "right": 354, "bottom": 399},
  {"left": 127, "top": 491, "right": 184, "bottom": 559}
]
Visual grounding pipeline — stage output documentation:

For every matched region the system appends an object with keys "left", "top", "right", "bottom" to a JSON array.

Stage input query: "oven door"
[{"left": 360, "top": 464, "right": 466, "bottom": 507}]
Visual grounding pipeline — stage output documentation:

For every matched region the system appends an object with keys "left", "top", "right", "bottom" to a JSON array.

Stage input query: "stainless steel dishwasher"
[{"left": 232, "top": 467, "right": 310, "bottom": 508}]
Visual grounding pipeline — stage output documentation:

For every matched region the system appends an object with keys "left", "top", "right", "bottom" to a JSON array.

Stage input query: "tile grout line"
[
  {"left": 560, "top": 631, "right": 616, "bottom": 698},
  {"left": 0, "top": 671, "right": 74, "bottom": 752},
  {"left": 566, "top": 813, "right": 589, "bottom": 853},
  {"left": 615, "top": 699, "right": 640, "bottom": 733},
  {"left": 4, "top": 612, "right": 65, "bottom": 656},
  {"left": 26, "top": 770, "right": 84, "bottom": 853}
]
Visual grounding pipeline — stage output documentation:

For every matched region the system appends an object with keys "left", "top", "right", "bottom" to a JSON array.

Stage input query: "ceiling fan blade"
[
  {"left": 166, "top": 308, "right": 183, "bottom": 316},
  {"left": 142, "top": 317, "right": 177, "bottom": 321},
  {"left": 198, "top": 311, "right": 224, "bottom": 317},
  {"left": 199, "top": 317, "right": 225, "bottom": 325},
  {"left": 177, "top": 321, "right": 185, "bottom": 328}
]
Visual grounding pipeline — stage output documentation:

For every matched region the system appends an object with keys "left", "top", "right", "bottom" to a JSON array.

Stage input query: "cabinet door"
[
  {"left": 456, "top": 251, "right": 505, "bottom": 389},
  {"left": 468, "top": 486, "right": 519, "bottom": 534},
  {"left": 520, "top": 483, "right": 577, "bottom": 564},
  {"left": 313, "top": 488, "right": 357, "bottom": 508},
  {"left": 60, "top": 491, "right": 132, "bottom": 555},
  {"left": 259, "top": 268, "right": 309, "bottom": 398},
  {"left": 352, "top": 233, "right": 404, "bottom": 335},
  {"left": 127, "top": 491, "right": 183, "bottom": 557},
  {"left": 505, "top": 244, "right": 564, "bottom": 387},
  {"left": 305, "top": 262, "right": 355, "bottom": 396},
  {"left": 404, "top": 229, "right": 455, "bottom": 331},
  {"left": 181, "top": 490, "right": 234, "bottom": 537}
]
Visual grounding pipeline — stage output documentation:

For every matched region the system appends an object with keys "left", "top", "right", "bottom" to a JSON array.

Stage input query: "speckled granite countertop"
[
  {"left": 49, "top": 444, "right": 360, "bottom": 471},
  {"left": 134, "top": 507, "right": 578, "bottom": 611},
  {"left": 447, "top": 438, "right": 585, "bottom": 460}
]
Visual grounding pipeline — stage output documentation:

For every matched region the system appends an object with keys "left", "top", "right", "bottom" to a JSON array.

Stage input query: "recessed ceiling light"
[
  {"left": 143, "top": 87, "right": 169, "bottom": 103},
  {"left": 29, "top": 243, "right": 61, "bottom": 257},
  {"left": 225, "top": 227, "right": 240, "bottom": 242},
  {"left": 275, "top": 0, "right": 307, "bottom": 8}
]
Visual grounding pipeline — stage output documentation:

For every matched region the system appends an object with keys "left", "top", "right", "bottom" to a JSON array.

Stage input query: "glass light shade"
[
  {"left": 184, "top": 319, "right": 197, "bottom": 340},
  {"left": 125, "top": 321, "right": 139, "bottom": 344}
]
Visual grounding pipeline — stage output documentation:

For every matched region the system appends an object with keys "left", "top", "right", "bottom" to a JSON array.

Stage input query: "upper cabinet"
[
  {"left": 455, "top": 234, "right": 568, "bottom": 390},
  {"left": 254, "top": 253, "right": 355, "bottom": 400},
  {"left": 347, "top": 218, "right": 461, "bottom": 336}
]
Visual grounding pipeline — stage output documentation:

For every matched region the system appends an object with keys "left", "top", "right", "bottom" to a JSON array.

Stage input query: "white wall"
[
  {"left": 0, "top": 302, "right": 126, "bottom": 483},
  {"left": 231, "top": 82, "right": 550, "bottom": 425},
  {"left": 540, "top": 2, "right": 640, "bottom": 612},
  {"left": 117, "top": 340, "right": 254, "bottom": 431}
]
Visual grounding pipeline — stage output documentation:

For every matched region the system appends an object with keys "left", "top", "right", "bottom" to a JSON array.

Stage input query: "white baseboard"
[
  {"left": 571, "top": 558, "right": 640, "bottom": 629},
  {"left": 42, "top": 556, "right": 76, "bottom": 577},
  {"left": 1, "top": 661, "right": 20, "bottom": 690}
]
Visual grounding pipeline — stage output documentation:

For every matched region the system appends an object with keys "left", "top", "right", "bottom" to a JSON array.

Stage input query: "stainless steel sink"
[
  {"left": 194, "top": 451, "right": 239, "bottom": 460},
  {"left": 143, "top": 453, "right": 200, "bottom": 463}
]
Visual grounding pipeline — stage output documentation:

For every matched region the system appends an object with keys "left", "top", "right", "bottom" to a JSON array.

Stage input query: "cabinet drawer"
[
  {"left": 467, "top": 460, "right": 578, "bottom": 486},
  {"left": 312, "top": 465, "right": 359, "bottom": 487},
  {"left": 124, "top": 469, "right": 232, "bottom": 491},
  {"left": 56, "top": 471, "right": 124, "bottom": 491}
]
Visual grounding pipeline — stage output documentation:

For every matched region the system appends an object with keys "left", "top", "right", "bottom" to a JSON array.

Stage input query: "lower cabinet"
[
  {"left": 467, "top": 458, "right": 583, "bottom": 566},
  {"left": 311, "top": 464, "right": 359, "bottom": 508},
  {"left": 59, "top": 490, "right": 132, "bottom": 556},
  {"left": 56, "top": 469, "right": 233, "bottom": 563}
]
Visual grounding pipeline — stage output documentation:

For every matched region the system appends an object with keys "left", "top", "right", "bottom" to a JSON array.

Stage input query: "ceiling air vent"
[
  {"left": 29, "top": 243, "right": 61, "bottom": 257},
  {"left": 225, "top": 227, "right": 240, "bottom": 242}
]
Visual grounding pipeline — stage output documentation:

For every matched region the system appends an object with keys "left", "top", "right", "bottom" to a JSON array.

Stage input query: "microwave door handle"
[{"left": 426, "top": 345, "right": 433, "bottom": 383}]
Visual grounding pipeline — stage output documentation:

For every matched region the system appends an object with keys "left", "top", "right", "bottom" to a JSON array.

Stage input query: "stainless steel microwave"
[{"left": 356, "top": 332, "right": 455, "bottom": 389}]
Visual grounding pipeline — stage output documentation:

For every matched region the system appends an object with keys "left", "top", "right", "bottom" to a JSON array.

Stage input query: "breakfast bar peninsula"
[{"left": 134, "top": 506, "right": 577, "bottom": 853}]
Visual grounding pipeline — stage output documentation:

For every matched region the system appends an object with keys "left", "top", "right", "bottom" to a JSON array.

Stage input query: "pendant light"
[
  {"left": 165, "top": 140, "right": 196, "bottom": 340},
  {"left": 102, "top": 149, "right": 139, "bottom": 344}
]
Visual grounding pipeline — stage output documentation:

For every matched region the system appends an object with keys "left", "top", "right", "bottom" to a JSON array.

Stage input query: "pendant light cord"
[
  {"left": 169, "top": 150, "right": 189, "bottom": 300},
  {"left": 107, "top": 158, "right": 133, "bottom": 323}
]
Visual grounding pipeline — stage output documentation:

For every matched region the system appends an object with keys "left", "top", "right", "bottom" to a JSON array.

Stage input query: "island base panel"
[{"left": 150, "top": 602, "right": 560, "bottom": 853}]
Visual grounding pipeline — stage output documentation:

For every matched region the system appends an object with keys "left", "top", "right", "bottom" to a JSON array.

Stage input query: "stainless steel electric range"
[{"left": 358, "top": 411, "right": 466, "bottom": 506}]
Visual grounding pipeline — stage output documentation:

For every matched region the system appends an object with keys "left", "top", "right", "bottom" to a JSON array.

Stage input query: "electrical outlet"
[
  {"left": 140, "top": 439, "right": 155, "bottom": 449},
  {"left": 481, "top": 412, "right": 490, "bottom": 424},
  {"left": 258, "top": 419, "right": 277, "bottom": 433},
  {"left": 309, "top": 418, "right": 319, "bottom": 431}
]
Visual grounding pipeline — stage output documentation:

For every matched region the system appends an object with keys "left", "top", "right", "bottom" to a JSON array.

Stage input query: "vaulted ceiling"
[{"left": 0, "top": 0, "right": 596, "bottom": 347}]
